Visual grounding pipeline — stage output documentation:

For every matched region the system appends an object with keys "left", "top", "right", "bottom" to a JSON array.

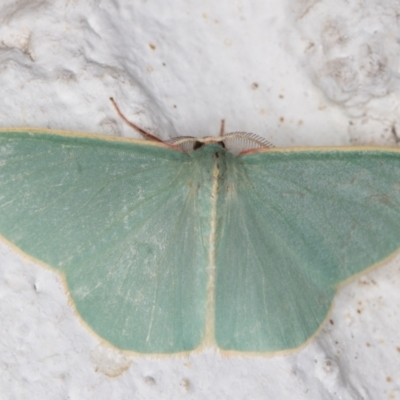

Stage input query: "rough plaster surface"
[{"left": 0, "top": 1, "right": 400, "bottom": 399}]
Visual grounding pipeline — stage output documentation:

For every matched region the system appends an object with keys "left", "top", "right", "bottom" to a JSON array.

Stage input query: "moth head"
[{"left": 166, "top": 132, "right": 274, "bottom": 155}]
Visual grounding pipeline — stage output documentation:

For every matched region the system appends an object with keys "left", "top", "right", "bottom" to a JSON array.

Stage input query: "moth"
[{"left": 0, "top": 99, "right": 399, "bottom": 354}]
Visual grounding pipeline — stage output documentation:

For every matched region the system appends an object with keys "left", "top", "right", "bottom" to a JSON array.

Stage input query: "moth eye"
[{"left": 193, "top": 141, "right": 204, "bottom": 150}]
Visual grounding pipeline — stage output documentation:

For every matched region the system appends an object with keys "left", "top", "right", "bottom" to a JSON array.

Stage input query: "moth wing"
[
  {"left": 215, "top": 149, "right": 400, "bottom": 352},
  {"left": 0, "top": 130, "right": 210, "bottom": 353}
]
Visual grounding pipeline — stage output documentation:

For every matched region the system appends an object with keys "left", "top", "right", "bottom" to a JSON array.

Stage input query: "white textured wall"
[{"left": 0, "top": 1, "right": 400, "bottom": 398}]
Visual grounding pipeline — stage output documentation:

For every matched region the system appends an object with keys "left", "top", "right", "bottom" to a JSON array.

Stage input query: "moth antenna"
[
  {"left": 109, "top": 97, "right": 163, "bottom": 142},
  {"left": 219, "top": 119, "right": 225, "bottom": 137}
]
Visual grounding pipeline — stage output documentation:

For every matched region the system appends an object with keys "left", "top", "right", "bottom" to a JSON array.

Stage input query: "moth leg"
[{"left": 109, "top": 97, "right": 163, "bottom": 143}]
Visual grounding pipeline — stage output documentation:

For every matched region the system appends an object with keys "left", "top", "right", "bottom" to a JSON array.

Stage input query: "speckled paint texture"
[{"left": 0, "top": 0, "right": 400, "bottom": 399}]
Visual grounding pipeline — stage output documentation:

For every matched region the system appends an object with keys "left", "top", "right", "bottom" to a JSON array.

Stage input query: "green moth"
[{"left": 0, "top": 124, "right": 400, "bottom": 354}]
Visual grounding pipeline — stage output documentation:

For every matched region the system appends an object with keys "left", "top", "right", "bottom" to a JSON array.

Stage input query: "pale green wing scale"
[
  {"left": 215, "top": 149, "right": 400, "bottom": 351},
  {"left": 0, "top": 129, "right": 213, "bottom": 353},
  {"left": 1, "top": 128, "right": 400, "bottom": 353}
]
